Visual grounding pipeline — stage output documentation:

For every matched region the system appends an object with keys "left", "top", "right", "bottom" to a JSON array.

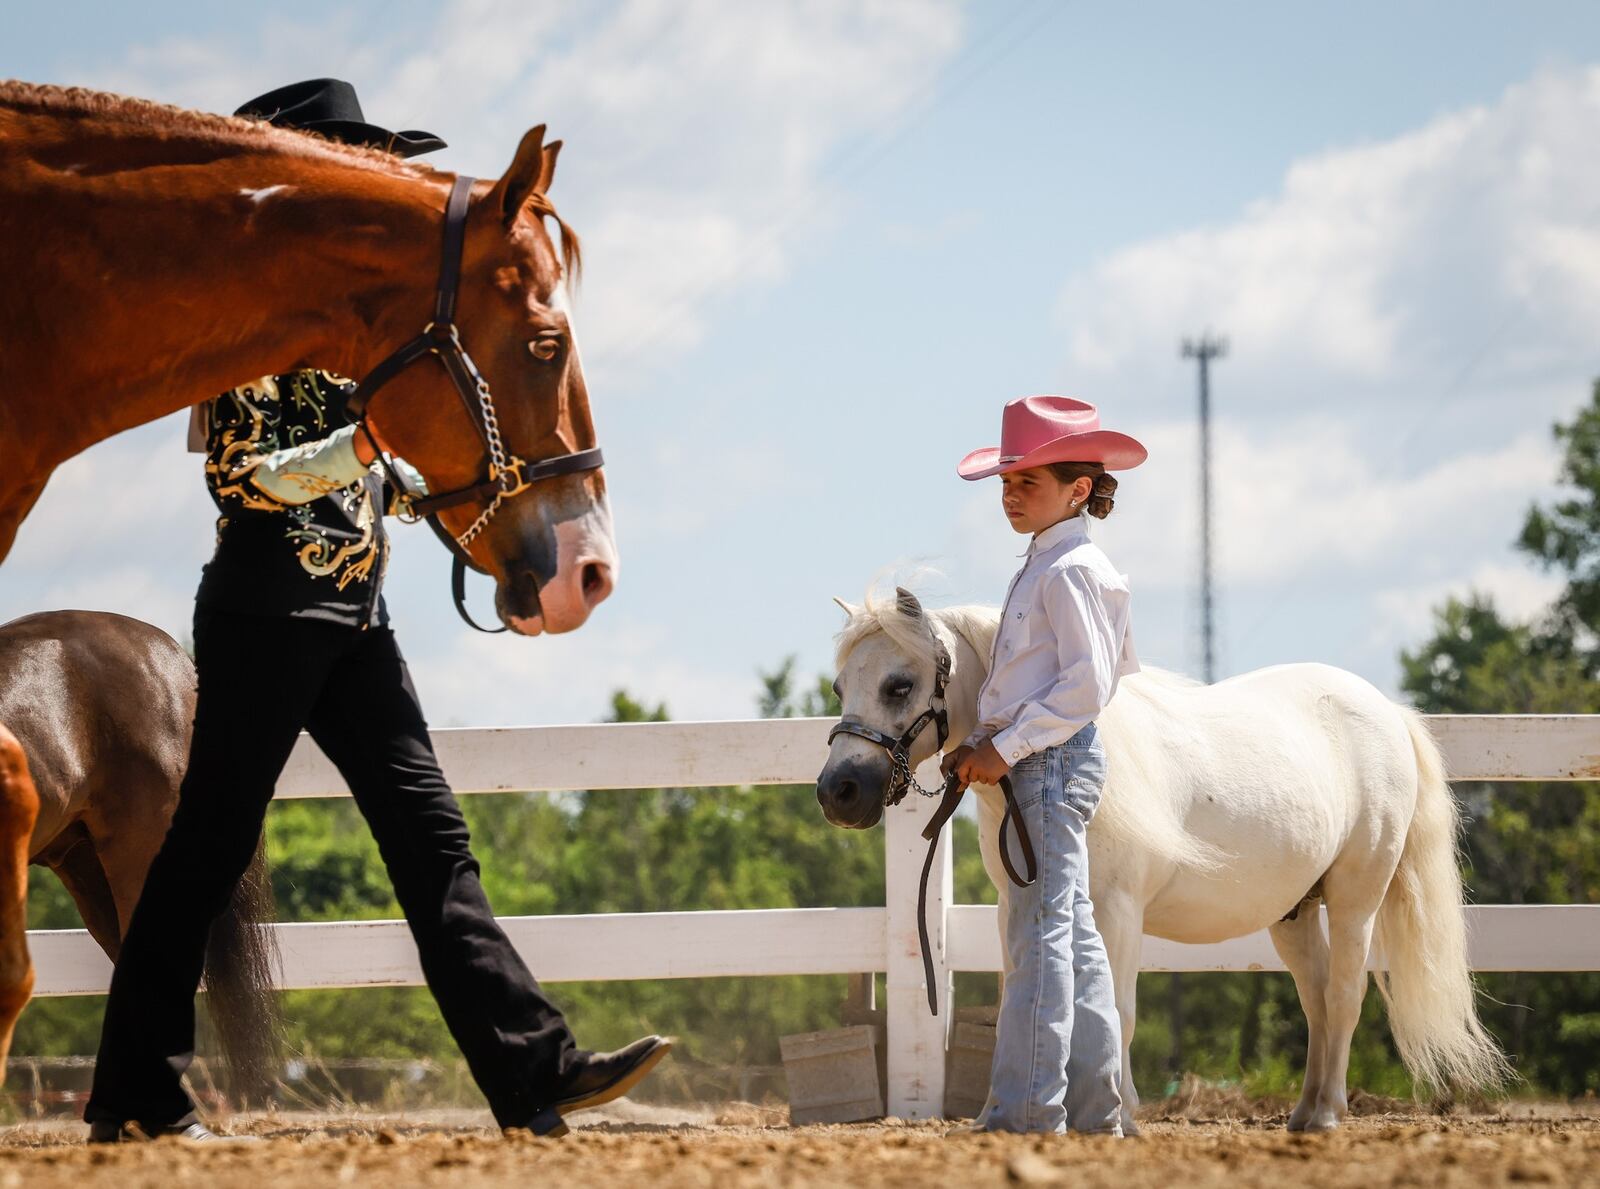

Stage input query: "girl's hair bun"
[
  {"left": 1046, "top": 462, "right": 1119, "bottom": 519},
  {"left": 1087, "top": 472, "right": 1117, "bottom": 519}
]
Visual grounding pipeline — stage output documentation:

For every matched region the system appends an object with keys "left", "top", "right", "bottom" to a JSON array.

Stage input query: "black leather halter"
[
  {"left": 826, "top": 623, "right": 1037, "bottom": 1015},
  {"left": 827, "top": 634, "right": 953, "bottom": 805},
  {"left": 346, "top": 174, "right": 605, "bottom": 633}
]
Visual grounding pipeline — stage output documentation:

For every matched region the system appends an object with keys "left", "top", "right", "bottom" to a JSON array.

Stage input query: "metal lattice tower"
[{"left": 1181, "top": 333, "right": 1227, "bottom": 684}]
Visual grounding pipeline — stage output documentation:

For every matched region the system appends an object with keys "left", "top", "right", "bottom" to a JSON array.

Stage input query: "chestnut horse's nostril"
[{"left": 580, "top": 561, "right": 613, "bottom": 609}]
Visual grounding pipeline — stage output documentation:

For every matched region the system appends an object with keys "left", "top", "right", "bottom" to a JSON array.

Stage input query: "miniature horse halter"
[
  {"left": 347, "top": 174, "right": 603, "bottom": 633},
  {"left": 826, "top": 629, "right": 954, "bottom": 805},
  {"left": 827, "top": 614, "right": 1038, "bottom": 1014}
]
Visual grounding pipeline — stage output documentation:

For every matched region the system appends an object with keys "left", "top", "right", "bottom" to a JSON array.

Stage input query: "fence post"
[{"left": 883, "top": 760, "right": 951, "bottom": 1118}]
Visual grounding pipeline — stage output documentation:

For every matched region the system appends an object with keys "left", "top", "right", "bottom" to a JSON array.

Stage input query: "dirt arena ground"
[{"left": 1, "top": 1100, "right": 1596, "bottom": 1187}]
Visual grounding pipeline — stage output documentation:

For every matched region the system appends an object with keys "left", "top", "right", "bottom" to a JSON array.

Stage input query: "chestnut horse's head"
[{"left": 370, "top": 126, "right": 613, "bottom": 636}]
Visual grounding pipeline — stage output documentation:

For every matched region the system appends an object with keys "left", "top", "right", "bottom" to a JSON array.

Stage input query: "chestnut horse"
[
  {"left": 0, "top": 82, "right": 613, "bottom": 1079},
  {"left": 0, "top": 81, "right": 614, "bottom": 631},
  {"left": 0, "top": 611, "right": 277, "bottom": 1088}
]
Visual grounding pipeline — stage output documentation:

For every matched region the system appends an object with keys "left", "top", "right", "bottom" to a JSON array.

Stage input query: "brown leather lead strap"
[
  {"left": 916, "top": 775, "right": 967, "bottom": 1015},
  {"left": 915, "top": 773, "right": 1038, "bottom": 1015},
  {"left": 996, "top": 774, "right": 1039, "bottom": 890}
]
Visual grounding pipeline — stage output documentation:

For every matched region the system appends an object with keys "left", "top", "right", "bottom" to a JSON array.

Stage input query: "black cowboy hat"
[{"left": 234, "top": 78, "right": 446, "bottom": 158}]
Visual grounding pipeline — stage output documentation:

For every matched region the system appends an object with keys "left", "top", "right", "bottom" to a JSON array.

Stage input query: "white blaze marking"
[
  {"left": 239, "top": 185, "right": 293, "bottom": 205},
  {"left": 548, "top": 280, "right": 584, "bottom": 358}
]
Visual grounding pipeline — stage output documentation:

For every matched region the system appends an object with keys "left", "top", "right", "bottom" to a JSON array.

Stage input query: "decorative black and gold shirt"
[{"left": 196, "top": 370, "right": 390, "bottom": 629}]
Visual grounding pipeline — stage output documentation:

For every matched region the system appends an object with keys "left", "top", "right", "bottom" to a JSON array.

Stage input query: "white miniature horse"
[{"left": 815, "top": 589, "right": 1507, "bottom": 1133}]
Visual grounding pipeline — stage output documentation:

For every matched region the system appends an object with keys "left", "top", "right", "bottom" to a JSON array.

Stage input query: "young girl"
[{"left": 941, "top": 394, "right": 1145, "bottom": 1135}]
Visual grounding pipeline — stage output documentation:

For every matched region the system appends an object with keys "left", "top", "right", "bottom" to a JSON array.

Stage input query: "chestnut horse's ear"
[
  {"left": 489, "top": 124, "right": 548, "bottom": 229},
  {"left": 537, "top": 139, "right": 563, "bottom": 197}
]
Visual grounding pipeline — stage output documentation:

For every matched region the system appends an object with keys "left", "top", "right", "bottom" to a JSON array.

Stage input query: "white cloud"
[
  {"left": 1056, "top": 67, "right": 1600, "bottom": 431},
  {"left": 1102, "top": 419, "right": 1561, "bottom": 589},
  {"left": 1373, "top": 561, "right": 1565, "bottom": 644}
]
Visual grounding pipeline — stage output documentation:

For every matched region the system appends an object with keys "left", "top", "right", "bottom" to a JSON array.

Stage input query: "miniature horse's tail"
[
  {"left": 202, "top": 833, "right": 282, "bottom": 1102},
  {"left": 0, "top": 724, "right": 39, "bottom": 1082},
  {"left": 1373, "top": 708, "right": 1510, "bottom": 1094}
]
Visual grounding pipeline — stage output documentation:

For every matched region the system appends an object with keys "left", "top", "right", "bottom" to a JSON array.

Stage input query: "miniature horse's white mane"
[
  {"left": 834, "top": 590, "right": 1199, "bottom": 697},
  {"left": 834, "top": 592, "right": 999, "bottom": 670}
]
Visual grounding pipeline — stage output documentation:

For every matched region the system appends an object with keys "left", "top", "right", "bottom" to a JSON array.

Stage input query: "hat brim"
[
  {"left": 957, "top": 430, "right": 1148, "bottom": 481},
  {"left": 292, "top": 119, "right": 448, "bottom": 158}
]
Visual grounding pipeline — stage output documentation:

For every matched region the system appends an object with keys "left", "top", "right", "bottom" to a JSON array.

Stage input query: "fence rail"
[{"left": 26, "top": 714, "right": 1600, "bottom": 1118}]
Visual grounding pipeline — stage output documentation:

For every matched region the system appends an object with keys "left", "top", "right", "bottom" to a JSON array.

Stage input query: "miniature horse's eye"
[
  {"left": 528, "top": 337, "right": 562, "bottom": 362},
  {"left": 886, "top": 680, "right": 913, "bottom": 700}
]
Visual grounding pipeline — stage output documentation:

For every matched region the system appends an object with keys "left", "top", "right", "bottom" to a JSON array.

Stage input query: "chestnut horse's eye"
[{"left": 528, "top": 337, "right": 562, "bottom": 362}]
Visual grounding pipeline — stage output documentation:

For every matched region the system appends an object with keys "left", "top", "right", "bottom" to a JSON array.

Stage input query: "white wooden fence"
[{"left": 26, "top": 714, "right": 1600, "bottom": 1118}]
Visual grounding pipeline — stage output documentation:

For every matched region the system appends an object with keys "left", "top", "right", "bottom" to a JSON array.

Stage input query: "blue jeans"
[{"left": 985, "top": 723, "right": 1124, "bottom": 1134}]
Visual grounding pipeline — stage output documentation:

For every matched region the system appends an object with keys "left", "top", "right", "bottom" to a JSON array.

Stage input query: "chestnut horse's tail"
[{"left": 202, "top": 833, "right": 282, "bottom": 1102}]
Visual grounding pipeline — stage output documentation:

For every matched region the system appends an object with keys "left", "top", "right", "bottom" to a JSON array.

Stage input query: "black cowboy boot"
[
  {"left": 518, "top": 1035, "right": 673, "bottom": 1137},
  {"left": 87, "top": 1118, "right": 258, "bottom": 1144}
]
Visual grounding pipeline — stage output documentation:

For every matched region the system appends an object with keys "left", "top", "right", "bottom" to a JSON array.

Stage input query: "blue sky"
[{"left": 6, "top": 2, "right": 1600, "bottom": 725}]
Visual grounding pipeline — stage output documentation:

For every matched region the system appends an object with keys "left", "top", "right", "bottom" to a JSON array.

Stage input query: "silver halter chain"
[
  {"left": 450, "top": 328, "right": 529, "bottom": 550},
  {"left": 890, "top": 746, "right": 947, "bottom": 800}
]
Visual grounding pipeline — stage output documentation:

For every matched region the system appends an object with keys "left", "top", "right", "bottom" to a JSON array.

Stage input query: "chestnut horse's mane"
[
  {"left": 1, "top": 80, "right": 433, "bottom": 177},
  {"left": 1, "top": 80, "right": 581, "bottom": 277}
]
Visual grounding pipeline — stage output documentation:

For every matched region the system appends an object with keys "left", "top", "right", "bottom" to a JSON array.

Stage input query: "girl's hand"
[
  {"left": 941, "top": 745, "right": 975, "bottom": 780},
  {"left": 955, "top": 739, "right": 1010, "bottom": 787}
]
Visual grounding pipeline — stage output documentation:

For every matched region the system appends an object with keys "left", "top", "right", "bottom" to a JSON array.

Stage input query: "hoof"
[
  {"left": 1121, "top": 1116, "right": 1142, "bottom": 1138},
  {"left": 1303, "top": 1112, "right": 1342, "bottom": 1133}
]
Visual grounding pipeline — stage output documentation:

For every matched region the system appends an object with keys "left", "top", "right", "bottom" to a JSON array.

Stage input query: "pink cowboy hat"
[{"left": 957, "top": 395, "right": 1147, "bottom": 480}]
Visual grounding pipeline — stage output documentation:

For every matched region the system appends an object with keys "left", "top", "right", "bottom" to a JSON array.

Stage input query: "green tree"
[{"left": 1397, "top": 380, "right": 1600, "bottom": 1096}]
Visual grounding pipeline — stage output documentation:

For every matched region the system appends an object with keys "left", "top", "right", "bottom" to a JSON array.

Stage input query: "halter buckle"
[
  {"left": 492, "top": 455, "right": 534, "bottom": 499},
  {"left": 390, "top": 493, "right": 425, "bottom": 525}
]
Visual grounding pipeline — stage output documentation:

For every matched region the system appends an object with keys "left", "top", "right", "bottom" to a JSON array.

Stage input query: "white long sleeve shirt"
[{"left": 966, "top": 515, "right": 1140, "bottom": 764}]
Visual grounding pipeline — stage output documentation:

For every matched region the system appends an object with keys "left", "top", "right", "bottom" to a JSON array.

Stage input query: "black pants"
[{"left": 86, "top": 610, "right": 576, "bottom": 1128}]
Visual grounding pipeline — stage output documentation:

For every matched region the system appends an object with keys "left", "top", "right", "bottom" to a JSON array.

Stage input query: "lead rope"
[{"left": 915, "top": 772, "right": 1037, "bottom": 1015}]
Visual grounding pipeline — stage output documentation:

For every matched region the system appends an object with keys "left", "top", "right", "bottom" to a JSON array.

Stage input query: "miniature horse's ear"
[
  {"left": 490, "top": 124, "right": 548, "bottom": 229},
  {"left": 895, "top": 587, "right": 923, "bottom": 620},
  {"left": 832, "top": 596, "right": 860, "bottom": 619}
]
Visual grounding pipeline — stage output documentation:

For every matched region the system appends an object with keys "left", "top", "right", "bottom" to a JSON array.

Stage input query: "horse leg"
[
  {"left": 1305, "top": 899, "right": 1379, "bottom": 1132},
  {"left": 1096, "top": 892, "right": 1143, "bottom": 1136},
  {"left": 40, "top": 826, "right": 124, "bottom": 960},
  {"left": 1268, "top": 907, "right": 1331, "bottom": 1131},
  {"left": 0, "top": 725, "right": 41, "bottom": 1078}
]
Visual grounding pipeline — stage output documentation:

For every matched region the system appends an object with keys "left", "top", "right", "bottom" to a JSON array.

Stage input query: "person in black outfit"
[{"left": 85, "top": 81, "right": 668, "bottom": 1144}]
